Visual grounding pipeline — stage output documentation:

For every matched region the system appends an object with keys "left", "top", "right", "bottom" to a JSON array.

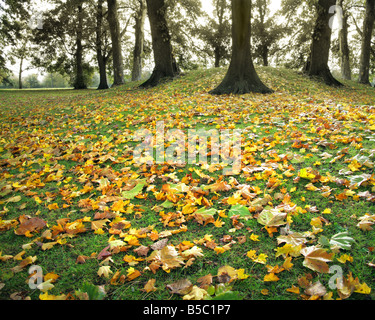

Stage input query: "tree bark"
[
  {"left": 140, "top": 0, "right": 179, "bottom": 88},
  {"left": 358, "top": 0, "right": 375, "bottom": 85},
  {"left": 96, "top": 0, "right": 109, "bottom": 90},
  {"left": 74, "top": 2, "right": 87, "bottom": 90},
  {"left": 306, "top": 0, "right": 342, "bottom": 87},
  {"left": 107, "top": 0, "right": 125, "bottom": 87},
  {"left": 210, "top": 0, "right": 273, "bottom": 95},
  {"left": 339, "top": 6, "right": 351, "bottom": 80},
  {"left": 132, "top": 0, "right": 147, "bottom": 81},
  {"left": 18, "top": 56, "right": 23, "bottom": 90}
]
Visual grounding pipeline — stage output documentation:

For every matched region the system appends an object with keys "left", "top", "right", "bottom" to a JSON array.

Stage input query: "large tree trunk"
[
  {"left": 210, "top": 0, "right": 273, "bottom": 95},
  {"left": 132, "top": 0, "right": 147, "bottom": 81},
  {"left": 358, "top": 0, "right": 375, "bottom": 85},
  {"left": 306, "top": 0, "right": 342, "bottom": 87},
  {"left": 74, "top": 3, "right": 87, "bottom": 90},
  {"left": 140, "top": 0, "right": 179, "bottom": 88},
  {"left": 96, "top": 0, "right": 109, "bottom": 90},
  {"left": 107, "top": 0, "right": 125, "bottom": 87}
]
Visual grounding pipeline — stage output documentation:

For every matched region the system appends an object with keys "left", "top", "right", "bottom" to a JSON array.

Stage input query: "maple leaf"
[
  {"left": 97, "top": 266, "right": 112, "bottom": 278},
  {"left": 142, "top": 279, "right": 157, "bottom": 293},
  {"left": 182, "top": 286, "right": 209, "bottom": 300},
  {"left": 37, "top": 279, "right": 55, "bottom": 293},
  {"left": 166, "top": 279, "right": 193, "bottom": 295},
  {"left": 14, "top": 215, "right": 46, "bottom": 236},
  {"left": 301, "top": 246, "right": 334, "bottom": 273},
  {"left": 147, "top": 245, "right": 185, "bottom": 272},
  {"left": 264, "top": 273, "right": 279, "bottom": 282},
  {"left": 257, "top": 207, "right": 287, "bottom": 227},
  {"left": 181, "top": 246, "right": 203, "bottom": 259}
]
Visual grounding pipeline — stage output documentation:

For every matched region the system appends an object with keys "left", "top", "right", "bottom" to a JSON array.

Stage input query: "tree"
[
  {"left": 74, "top": 0, "right": 87, "bottom": 90},
  {"left": 210, "top": 0, "right": 273, "bottom": 95},
  {"left": 140, "top": 0, "right": 179, "bottom": 88},
  {"left": 358, "top": 0, "right": 375, "bottom": 84},
  {"left": 197, "top": 0, "right": 231, "bottom": 68},
  {"left": 131, "top": 0, "right": 147, "bottom": 81},
  {"left": 95, "top": 0, "right": 110, "bottom": 89},
  {"left": 305, "top": 0, "right": 343, "bottom": 86},
  {"left": 338, "top": 0, "right": 352, "bottom": 80},
  {"left": 251, "top": 0, "right": 285, "bottom": 67},
  {"left": 107, "top": 0, "right": 125, "bottom": 86}
]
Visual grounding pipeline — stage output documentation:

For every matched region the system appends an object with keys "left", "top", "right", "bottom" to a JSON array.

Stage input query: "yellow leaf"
[
  {"left": 355, "top": 282, "right": 371, "bottom": 295},
  {"left": 48, "top": 203, "right": 59, "bottom": 211},
  {"left": 37, "top": 279, "right": 55, "bottom": 292},
  {"left": 98, "top": 266, "right": 112, "bottom": 278},
  {"left": 264, "top": 273, "right": 279, "bottom": 282},
  {"left": 286, "top": 286, "right": 300, "bottom": 294},
  {"left": 182, "top": 285, "right": 209, "bottom": 300},
  {"left": 246, "top": 250, "right": 257, "bottom": 260},
  {"left": 282, "top": 256, "right": 294, "bottom": 270},
  {"left": 337, "top": 254, "right": 353, "bottom": 264},
  {"left": 249, "top": 234, "right": 260, "bottom": 242}
]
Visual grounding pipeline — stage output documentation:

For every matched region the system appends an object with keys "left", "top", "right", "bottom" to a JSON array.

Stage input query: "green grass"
[{"left": 0, "top": 66, "right": 374, "bottom": 301}]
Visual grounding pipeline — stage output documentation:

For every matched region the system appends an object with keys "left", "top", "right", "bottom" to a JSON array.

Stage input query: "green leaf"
[
  {"left": 195, "top": 207, "right": 217, "bottom": 216},
  {"left": 161, "top": 200, "right": 175, "bottom": 208},
  {"left": 329, "top": 232, "right": 355, "bottom": 250},
  {"left": 228, "top": 204, "right": 250, "bottom": 217},
  {"left": 121, "top": 182, "right": 146, "bottom": 199},
  {"left": 208, "top": 291, "right": 242, "bottom": 300}
]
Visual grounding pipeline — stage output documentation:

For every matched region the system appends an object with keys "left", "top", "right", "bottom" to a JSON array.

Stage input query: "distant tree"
[
  {"left": 337, "top": 0, "right": 352, "bottom": 80},
  {"left": 210, "top": 0, "right": 273, "bottom": 95},
  {"left": 251, "top": 0, "right": 285, "bottom": 67},
  {"left": 197, "top": 0, "right": 231, "bottom": 68},
  {"left": 278, "top": 0, "right": 316, "bottom": 70},
  {"left": 24, "top": 73, "right": 41, "bottom": 88},
  {"left": 305, "top": 0, "right": 343, "bottom": 86},
  {"left": 358, "top": 0, "right": 375, "bottom": 84},
  {"left": 140, "top": 0, "right": 179, "bottom": 88}
]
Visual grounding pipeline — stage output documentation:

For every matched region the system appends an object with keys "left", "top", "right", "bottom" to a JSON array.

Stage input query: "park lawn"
[{"left": 0, "top": 66, "right": 374, "bottom": 300}]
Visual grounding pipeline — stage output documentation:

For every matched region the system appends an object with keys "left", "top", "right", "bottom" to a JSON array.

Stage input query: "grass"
[{"left": 0, "top": 66, "right": 374, "bottom": 301}]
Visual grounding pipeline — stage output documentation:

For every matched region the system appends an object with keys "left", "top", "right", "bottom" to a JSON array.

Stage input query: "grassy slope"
[{"left": 0, "top": 66, "right": 374, "bottom": 300}]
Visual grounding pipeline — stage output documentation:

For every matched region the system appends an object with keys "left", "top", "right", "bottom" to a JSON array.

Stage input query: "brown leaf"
[
  {"left": 197, "top": 274, "right": 213, "bottom": 289},
  {"left": 97, "top": 245, "right": 111, "bottom": 260},
  {"left": 304, "top": 281, "right": 327, "bottom": 297},
  {"left": 142, "top": 279, "right": 157, "bottom": 293},
  {"left": 151, "top": 238, "right": 168, "bottom": 251},
  {"left": 301, "top": 246, "right": 334, "bottom": 273},
  {"left": 166, "top": 279, "right": 193, "bottom": 295},
  {"left": 134, "top": 245, "right": 150, "bottom": 257},
  {"left": 14, "top": 215, "right": 46, "bottom": 236}
]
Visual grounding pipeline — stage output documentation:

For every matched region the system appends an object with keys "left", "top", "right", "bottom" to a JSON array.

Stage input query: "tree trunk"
[
  {"left": 339, "top": 8, "right": 351, "bottom": 80},
  {"left": 261, "top": 45, "right": 269, "bottom": 67},
  {"left": 358, "top": 0, "right": 375, "bottom": 85},
  {"left": 132, "top": 0, "right": 147, "bottom": 81},
  {"left": 306, "top": 0, "right": 342, "bottom": 87},
  {"left": 107, "top": 0, "right": 125, "bottom": 87},
  {"left": 214, "top": 47, "right": 221, "bottom": 68},
  {"left": 74, "top": 3, "right": 87, "bottom": 90},
  {"left": 140, "top": 0, "right": 179, "bottom": 88},
  {"left": 210, "top": 0, "right": 273, "bottom": 95},
  {"left": 96, "top": 0, "right": 109, "bottom": 90},
  {"left": 18, "top": 56, "right": 23, "bottom": 89}
]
